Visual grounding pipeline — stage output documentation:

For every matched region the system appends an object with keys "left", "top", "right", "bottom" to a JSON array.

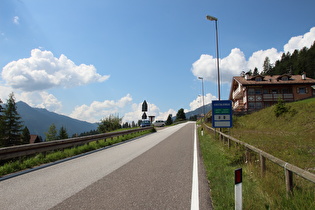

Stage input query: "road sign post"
[
  {"left": 235, "top": 168, "right": 242, "bottom": 210},
  {"left": 212, "top": 100, "right": 233, "bottom": 128}
]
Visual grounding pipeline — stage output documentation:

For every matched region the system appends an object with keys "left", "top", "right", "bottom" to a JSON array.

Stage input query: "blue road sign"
[{"left": 212, "top": 100, "right": 233, "bottom": 128}]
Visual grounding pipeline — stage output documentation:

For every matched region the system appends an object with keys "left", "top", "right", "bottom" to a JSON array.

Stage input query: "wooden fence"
[
  {"left": 0, "top": 127, "right": 152, "bottom": 161},
  {"left": 202, "top": 123, "right": 315, "bottom": 196}
]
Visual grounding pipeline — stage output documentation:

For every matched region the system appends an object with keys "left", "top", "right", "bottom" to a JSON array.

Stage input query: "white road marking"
[{"left": 191, "top": 123, "right": 199, "bottom": 210}]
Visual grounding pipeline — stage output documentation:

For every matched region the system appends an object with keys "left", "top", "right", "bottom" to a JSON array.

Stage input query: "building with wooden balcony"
[{"left": 229, "top": 73, "right": 315, "bottom": 113}]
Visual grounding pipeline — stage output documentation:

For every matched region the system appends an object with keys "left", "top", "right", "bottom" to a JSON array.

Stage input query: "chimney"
[
  {"left": 302, "top": 72, "right": 306, "bottom": 80},
  {"left": 245, "top": 73, "right": 249, "bottom": 80}
]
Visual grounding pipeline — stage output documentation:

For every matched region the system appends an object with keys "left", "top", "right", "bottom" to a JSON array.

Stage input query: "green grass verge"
[
  {"left": 199, "top": 127, "right": 315, "bottom": 209},
  {"left": 0, "top": 128, "right": 155, "bottom": 177}
]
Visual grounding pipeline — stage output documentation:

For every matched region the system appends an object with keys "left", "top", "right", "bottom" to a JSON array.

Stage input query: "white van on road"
[{"left": 152, "top": 120, "right": 165, "bottom": 127}]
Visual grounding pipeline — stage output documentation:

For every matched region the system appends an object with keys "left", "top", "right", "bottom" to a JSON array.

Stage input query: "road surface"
[{"left": 0, "top": 122, "right": 212, "bottom": 209}]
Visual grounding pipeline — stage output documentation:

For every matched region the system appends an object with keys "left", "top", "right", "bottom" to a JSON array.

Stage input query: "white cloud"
[
  {"left": 247, "top": 48, "right": 282, "bottom": 71},
  {"left": 191, "top": 48, "right": 246, "bottom": 84},
  {"left": 1, "top": 49, "right": 110, "bottom": 91},
  {"left": 70, "top": 94, "right": 133, "bottom": 123},
  {"left": 20, "top": 91, "right": 62, "bottom": 112},
  {"left": 189, "top": 93, "right": 217, "bottom": 111},
  {"left": 0, "top": 85, "right": 15, "bottom": 103},
  {"left": 13, "top": 16, "right": 19, "bottom": 25},
  {"left": 284, "top": 27, "right": 315, "bottom": 53},
  {"left": 123, "top": 102, "right": 176, "bottom": 123},
  {"left": 192, "top": 26, "right": 315, "bottom": 84}
]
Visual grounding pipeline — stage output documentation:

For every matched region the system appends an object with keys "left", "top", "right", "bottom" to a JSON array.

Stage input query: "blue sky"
[{"left": 1, "top": 0, "right": 315, "bottom": 123}]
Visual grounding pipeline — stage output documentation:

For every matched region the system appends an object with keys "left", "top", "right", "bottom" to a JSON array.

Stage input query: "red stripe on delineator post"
[
  {"left": 235, "top": 168, "right": 242, "bottom": 184},
  {"left": 235, "top": 168, "right": 242, "bottom": 210}
]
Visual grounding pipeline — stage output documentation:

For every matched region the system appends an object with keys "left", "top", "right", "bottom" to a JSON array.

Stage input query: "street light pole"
[
  {"left": 198, "top": 77, "right": 205, "bottom": 119},
  {"left": 206, "top": 15, "right": 221, "bottom": 100}
]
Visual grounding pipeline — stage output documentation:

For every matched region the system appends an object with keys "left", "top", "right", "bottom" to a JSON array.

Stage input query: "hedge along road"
[{"left": 0, "top": 122, "right": 212, "bottom": 210}]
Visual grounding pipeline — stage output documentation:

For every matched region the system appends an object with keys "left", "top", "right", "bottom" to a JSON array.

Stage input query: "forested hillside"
[
  {"left": 249, "top": 41, "right": 315, "bottom": 78},
  {"left": 271, "top": 42, "right": 315, "bottom": 77}
]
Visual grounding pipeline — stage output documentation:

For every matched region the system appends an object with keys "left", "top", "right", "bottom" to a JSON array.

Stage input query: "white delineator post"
[{"left": 235, "top": 168, "right": 242, "bottom": 210}]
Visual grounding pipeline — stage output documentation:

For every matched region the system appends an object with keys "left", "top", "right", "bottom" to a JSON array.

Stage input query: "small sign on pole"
[
  {"left": 235, "top": 168, "right": 242, "bottom": 210},
  {"left": 212, "top": 100, "right": 233, "bottom": 128}
]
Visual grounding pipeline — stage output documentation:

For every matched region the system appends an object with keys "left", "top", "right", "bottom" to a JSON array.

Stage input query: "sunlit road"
[{"left": 0, "top": 122, "right": 212, "bottom": 209}]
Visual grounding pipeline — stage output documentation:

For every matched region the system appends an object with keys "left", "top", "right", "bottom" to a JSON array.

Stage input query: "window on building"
[
  {"left": 282, "top": 88, "right": 292, "bottom": 94},
  {"left": 255, "top": 77, "right": 262, "bottom": 81},
  {"left": 263, "top": 89, "right": 269, "bottom": 94},
  {"left": 256, "top": 102, "right": 263, "bottom": 109},
  {"left": 282, "top": 76, "right": 288, "bottom": 81},
  {"left": 255, "top": 89, "right": 262, "bottom": 94},
  {"left": 297, "top": 87, "right": 307, "bottom": 94},
  {"left": 248, "top": 102, "right": 255, "bottom": 109},
  {"left": 272, "top": 89, "right": 278, "bottom": 94},
  {"left": 248, "top": 88, "right": 255, "bottom": 95}
]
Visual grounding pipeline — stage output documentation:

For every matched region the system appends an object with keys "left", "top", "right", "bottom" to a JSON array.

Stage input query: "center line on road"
[{"left": 191, "top": 123, "right": 199, "bottom": 210}]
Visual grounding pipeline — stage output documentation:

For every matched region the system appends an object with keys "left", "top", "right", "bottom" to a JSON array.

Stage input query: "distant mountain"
[
  {"left": 170, "top": 103, "right": 212, "bottom": 121},
  {"left": 185, "top": 103, "right": 212, "bottom": 119},
  {"left": 16, "top": 101, "right": 98, "bottom": 139}
]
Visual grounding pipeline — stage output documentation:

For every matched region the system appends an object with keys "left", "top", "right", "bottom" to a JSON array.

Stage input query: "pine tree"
[
  {"left": 262, "top": 57, "right": 272, "bottom": 75},
  {"left": 2, "top": 93, "right": 23, "bottom": 146},
  {"left": 45, "top": 123, "right": 57, "bottom": 141},
  {"left": 165, "top": 114, "right": 173, "bottom": 125},
  {"left": 21, "top": 126, "right": 31, "bottom": 144},
  {"left": 253, "top": 67, "right": 259, "bottom": 76},
  {"left": 175, "top": 108, "right": 186, "bottom": 122},
  {"left": 58, "top": 126, "right": 68, "bottom": 140},
  {"left": 0, "top": 98, "right": 5, "bottom": 146}
]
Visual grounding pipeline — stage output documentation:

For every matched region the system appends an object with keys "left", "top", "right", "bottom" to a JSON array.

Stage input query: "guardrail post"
[
  {"left": 260, "top": 154, "right": 266, "bottom": 176},
  {"left": 285, "top": 167, "right": 293, "bottom": 197}
]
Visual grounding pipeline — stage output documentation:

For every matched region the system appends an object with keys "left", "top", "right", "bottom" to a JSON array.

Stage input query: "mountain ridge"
[{"left": 16, "top": 101, "right": 98, "bottom": 139}]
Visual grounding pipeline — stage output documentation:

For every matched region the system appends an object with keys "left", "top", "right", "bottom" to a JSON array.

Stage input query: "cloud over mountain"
[
  {"left": 2, "top": 49, "right": 110, "bottom": 91},
  {"left": 70, "top": 94, "right": 133, "bottom": 123}
]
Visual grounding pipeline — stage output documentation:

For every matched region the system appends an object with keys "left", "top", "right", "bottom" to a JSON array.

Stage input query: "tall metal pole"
[
  {"left": 206, "top": 15, "right": 221, "bottom": 100},
  {"left": 214, "top": 20, "right": 220, "bottom": 100},
  {"left": 198, "top": 77, "right": 205, "bottom": 119}
]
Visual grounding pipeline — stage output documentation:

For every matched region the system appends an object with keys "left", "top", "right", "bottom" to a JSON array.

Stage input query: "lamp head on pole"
[
  {"left": 198, "top": 76, "right": 203, "bottom": 80},
  {"left": 206, "top": 15, "right": 218, "bottom": 21}
]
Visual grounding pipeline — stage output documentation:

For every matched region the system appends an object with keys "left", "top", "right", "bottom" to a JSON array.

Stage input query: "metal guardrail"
[
  {"left": 202, "top": 123, "right": 315, "bottom": 196},
  {"left": 0, "top": 127, "right": 152, "bottom": 161}
]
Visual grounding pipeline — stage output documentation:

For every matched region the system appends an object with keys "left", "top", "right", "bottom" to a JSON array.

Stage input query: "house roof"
[
  {"left": 229, "top": 74, "right": 315, "bottom": 100},
  {"left": 233, "top": 74, "right": 315, "bottom": 86},
  {"left": 30, "top": 135, "right": 40, "bottom": 144}
]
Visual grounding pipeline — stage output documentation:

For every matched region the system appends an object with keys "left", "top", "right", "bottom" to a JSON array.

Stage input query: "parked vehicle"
[
  {"left": 152, "top": 120, "right": 165, "bottom": 127},
  {"left": 140, "top": 120, "right": 151, "bottom": 127}
]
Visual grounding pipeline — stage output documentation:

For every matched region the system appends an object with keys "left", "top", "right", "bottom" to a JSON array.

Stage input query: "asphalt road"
[{"left": 0, "top": 122, "right": 212, "bottom": 210}]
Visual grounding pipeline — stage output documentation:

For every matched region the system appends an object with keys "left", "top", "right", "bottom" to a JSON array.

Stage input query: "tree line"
[
  {"left": 246, "top": 41, "right": 315, "bottom": 78},
  {"left": 0, "top": 92, "right": 191, "bottom": 147}
]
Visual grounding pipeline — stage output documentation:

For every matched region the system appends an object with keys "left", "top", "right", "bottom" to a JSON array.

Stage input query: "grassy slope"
[
  {"left": 200, "top": 98, "right": 315, "bottom": 209},
  {"left": 231, "top": 97, "right": 315, "bottom": 172}
]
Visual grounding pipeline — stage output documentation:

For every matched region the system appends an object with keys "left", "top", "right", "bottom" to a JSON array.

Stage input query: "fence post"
[
  {"left": 285, "top": 166, "right": 293, "bottom": 196},
  {"left": 260, "top": 154, "right": 266, "bottom": 176},
  {"left": 245, "top": 148, "right": 251, "bottom": 163}
]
